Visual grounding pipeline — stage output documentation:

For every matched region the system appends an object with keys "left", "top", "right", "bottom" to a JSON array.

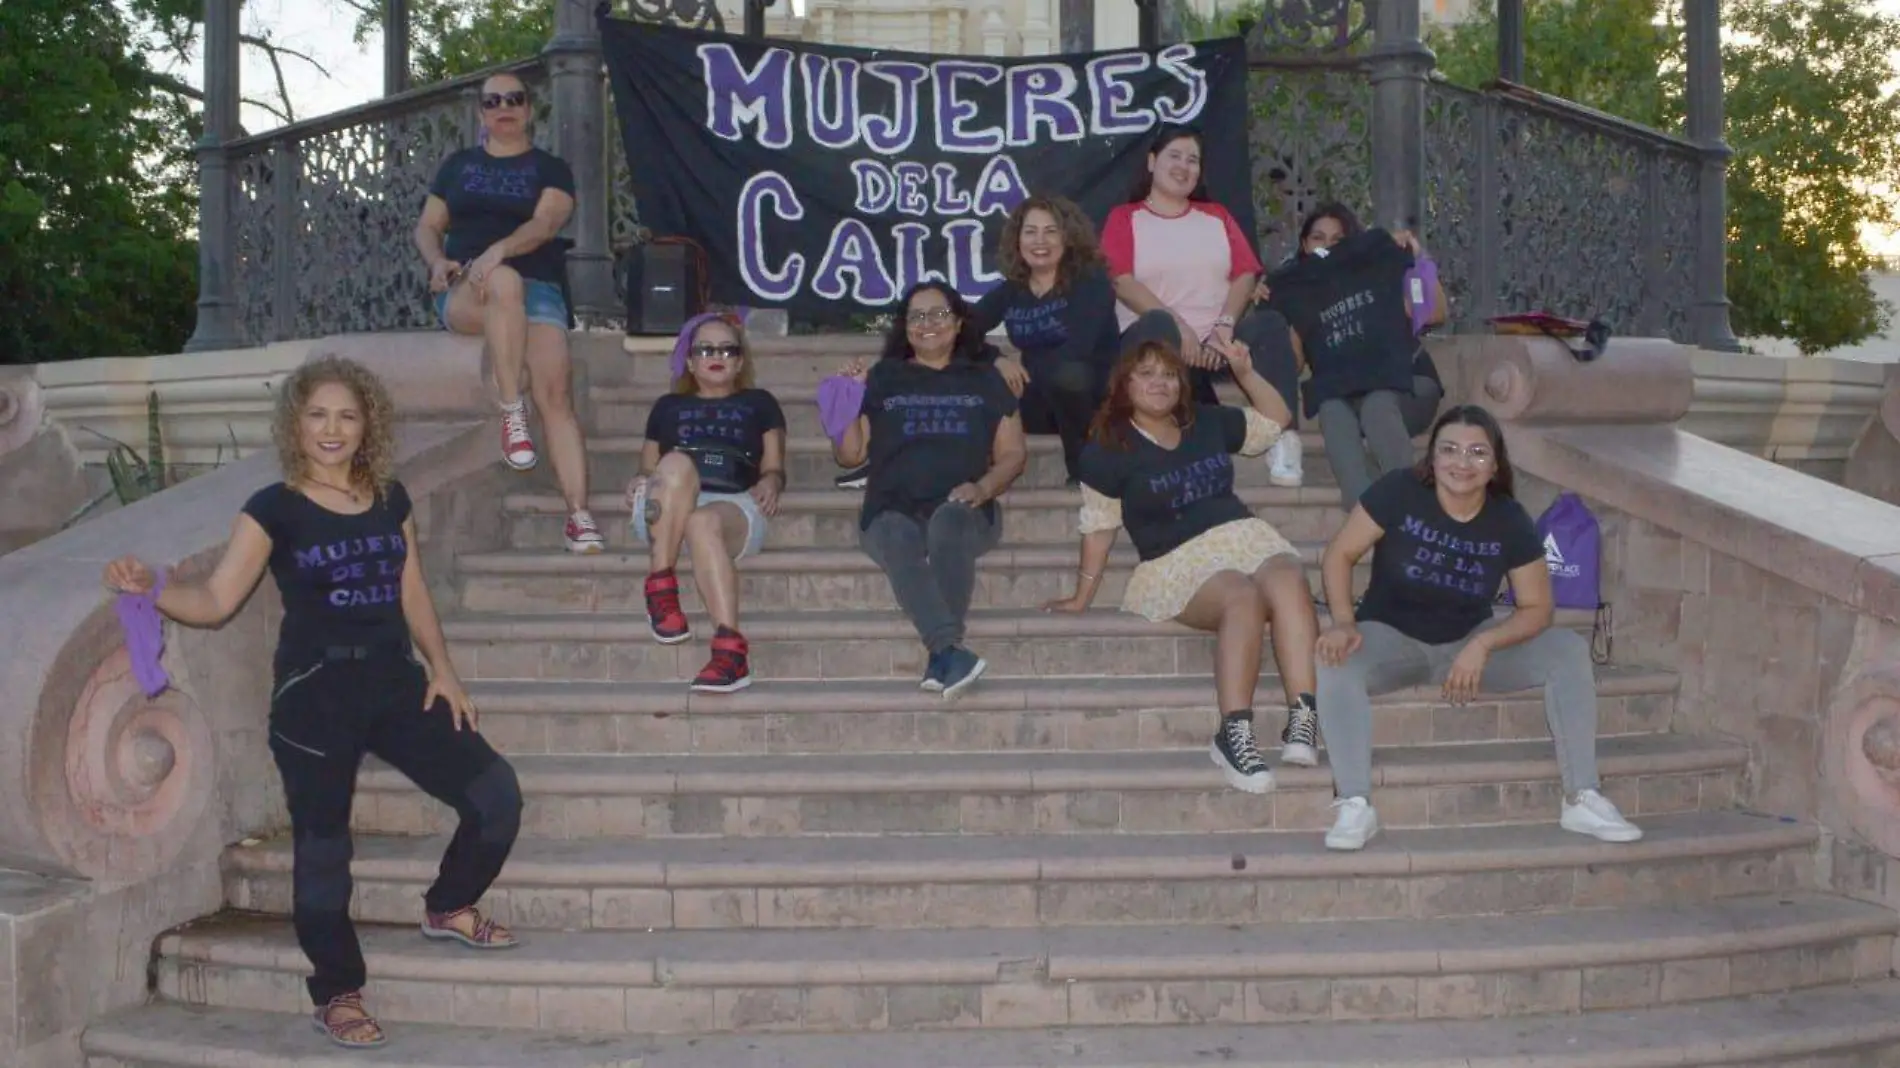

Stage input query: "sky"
[{"left": 161, "top": 0, "right": 1900, "bottom": 254}]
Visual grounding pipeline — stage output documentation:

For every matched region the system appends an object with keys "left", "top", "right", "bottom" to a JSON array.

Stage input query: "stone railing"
[{"left": 1449, "top": 332, "right": 1900, "bottom": 923}]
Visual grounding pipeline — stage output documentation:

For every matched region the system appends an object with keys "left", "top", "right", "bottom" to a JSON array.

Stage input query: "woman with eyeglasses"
[
  {"left": 834, "top": 282, "right": 1028, "bottom": 698},
  {"left": 626, "top": 313, "right": 786, "bottom": 693},
  {"left": 1314, "top": 405, "right": 1641, "bottom": 851},
  {"left": 414, "top": 71, "right": 601, "bottom": 554}
]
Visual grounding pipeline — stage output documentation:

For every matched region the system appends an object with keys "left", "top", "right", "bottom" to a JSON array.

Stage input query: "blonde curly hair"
[{"left": 272, "top": 356, "right": 399, "bottom": 497}]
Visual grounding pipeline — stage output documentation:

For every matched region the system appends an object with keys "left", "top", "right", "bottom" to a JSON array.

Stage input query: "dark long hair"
[
  {"left": 1125, "top": 125, "right": 1211, "bottom": 204},
  {"left": 996, "top": 194, "right": 1103, "bottom": 292},
  {"left": 1087, "top": 340, "right": 1198, "bottom": 451},
  {"left": 879, "top": 281, "right": 989, "bottom": 364},
  {"left": 1296, "top": 201, "right": 1363, "bottom": 257},
  {"left": 1413, "top": 404, "right": 1515, "bottom": 499}
]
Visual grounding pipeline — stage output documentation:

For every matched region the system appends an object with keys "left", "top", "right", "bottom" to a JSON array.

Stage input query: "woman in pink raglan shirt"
[{"left": 1100, "top": 124, "right": 1306, "bottom": 487}]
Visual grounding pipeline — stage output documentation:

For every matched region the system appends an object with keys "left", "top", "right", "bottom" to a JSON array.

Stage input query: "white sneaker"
[
  {"left": 1325, "top": 796, "right": 1379, "bottom": 851},
  {"left": 1560, "top": 789, "right": 1643, "bottom": 842},
  {"left": 1268, "top": 432, "right": 1302, "bottom": 487}
]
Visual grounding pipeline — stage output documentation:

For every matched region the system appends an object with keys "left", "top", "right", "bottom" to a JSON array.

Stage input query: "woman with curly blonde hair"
[
  {"left": 971, "top": 194, "right": 1120, "bottom": 485},
  {"left": 103, "top": 356, "right": 523, "bottom": 1050}
]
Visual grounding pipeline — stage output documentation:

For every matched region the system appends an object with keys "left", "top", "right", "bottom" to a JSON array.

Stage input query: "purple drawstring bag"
[
  {"left": 1405, "top": 257, "right": 1439, "bottom": 336},
  {"left": 115, "top": 571, "right": 170, "bottom": 697},
  {"left": 1504, "top": 493, "right": 1602, "bottom": 610},
  {"left": 816, "top": 375, "right": 866, "bottom": 447}
]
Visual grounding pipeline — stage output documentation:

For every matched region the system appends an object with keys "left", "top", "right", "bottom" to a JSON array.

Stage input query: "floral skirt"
[{"left": 1121, "top": 518, "right": 1299, "bottom": 622}]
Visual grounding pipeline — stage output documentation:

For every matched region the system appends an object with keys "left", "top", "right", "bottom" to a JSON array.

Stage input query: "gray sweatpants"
[
  {"left": 860, "top": 503, "right": 1000, "bottom": 654},
  {"left": 1316, "top": 374, "right": 1444, "bottom": 509},
  {"left": 1316, "top": 620, "right": 1601, "bottom": 801}
]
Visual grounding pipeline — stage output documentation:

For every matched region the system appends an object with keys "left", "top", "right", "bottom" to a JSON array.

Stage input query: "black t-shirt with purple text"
[
  {"left": 859, "top": 356, "right": 1018, "bottom": 529},
  {"left": 644, "top": 389, "right": 786, "bottom": 491},
  {"left": 1355, "top": 470, "right": 1544, "bottom": 645},
  {"left": 1078, "top": 407, "right": 1255, "bottom": 562},
  {"left": 427, "top": 146, "right": 575, "bottom": 284},
  {"left": 242, "top": 481, "right": 413, "bottom": 668}
]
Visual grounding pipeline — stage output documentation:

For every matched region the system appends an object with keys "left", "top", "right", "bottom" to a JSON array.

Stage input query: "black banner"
[{"left": 600, "top": 18, "right": 1254, "bottom": 318}]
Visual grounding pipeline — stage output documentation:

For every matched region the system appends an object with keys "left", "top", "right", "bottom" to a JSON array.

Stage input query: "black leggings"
[
  {"left": 1018, "top": 350, "right": 1109, "bottom": 482},
  {"left": 268, "top": 644, "right": 522, "bottom": 1006},
  {"left": 1120, "top": 307, "right": 1302, "bottom": 416}
]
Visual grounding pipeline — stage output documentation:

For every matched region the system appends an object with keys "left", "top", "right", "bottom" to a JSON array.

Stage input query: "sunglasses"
[
  {"left": 481, "top": 90, "right": 528, "bottom": 110},
  {"left": 690, "top": 343, "right": 743, "bottom": 360}
]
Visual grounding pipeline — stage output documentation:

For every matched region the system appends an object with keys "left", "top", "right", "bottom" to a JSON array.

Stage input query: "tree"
[
  {"left": 0, "top": 0, "right": 198, "bottom": 363},
  {"left": 1430, "top": 0, "right": 1900, "bottom": 354},
  {"left": 348, "top": 0, "right": 553, "bottom": 84}
]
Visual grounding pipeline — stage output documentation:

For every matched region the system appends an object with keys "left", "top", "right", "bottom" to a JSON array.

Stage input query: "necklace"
[
  {"left": 1144, "top": 196, "right": 1189, "bottom": 217},
  {"left": 306, "top": 478, "right": 363, "bottom": 504}
]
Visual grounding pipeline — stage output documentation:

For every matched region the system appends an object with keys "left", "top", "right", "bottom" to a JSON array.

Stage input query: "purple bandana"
[
  {"left": 115, "top": 572, "right": 170, "bottom": 698},
  {"left": 670, "top": 312, "right": 739, "bottom": 381}
]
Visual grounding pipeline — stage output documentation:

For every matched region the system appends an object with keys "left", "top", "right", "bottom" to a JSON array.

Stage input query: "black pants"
[
  {"left": 1120, "top": 307, "right": 1302, "bottom": 417},
  {"left": 268, "top": 644, "right": 522, "bottom": 1006},
  {"left": 1018, "top": 350, "right": 1108, "bottom": 482}
]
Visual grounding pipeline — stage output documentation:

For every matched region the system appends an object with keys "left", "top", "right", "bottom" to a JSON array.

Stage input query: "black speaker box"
[{"left": 623, "top": 242, "right": 706, "bottom": 336}]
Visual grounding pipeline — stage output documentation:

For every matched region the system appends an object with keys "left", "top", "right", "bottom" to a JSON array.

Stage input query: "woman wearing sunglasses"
[
  {"left": 627, "top": 313, "right": 787, "bottom": 693},
  {"left": 414, "top": 72, "right": 601, "bottom": 554}
]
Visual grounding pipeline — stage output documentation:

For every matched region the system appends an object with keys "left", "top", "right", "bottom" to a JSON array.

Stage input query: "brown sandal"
[
  {"left": 421, "top": 905, "right": 519, "bottom": 949},
  {"left": 312, "top": 991, "right": 387, "bottom": 1048}
]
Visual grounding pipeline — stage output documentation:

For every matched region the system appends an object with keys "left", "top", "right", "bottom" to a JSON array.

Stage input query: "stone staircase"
[{"left": 83, "top": 337, "right": 1900, "bottom": 1067}]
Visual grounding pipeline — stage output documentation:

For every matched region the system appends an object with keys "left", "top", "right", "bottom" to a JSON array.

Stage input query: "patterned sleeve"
[
  {"left": 1237, "top": 406, "right": 1285, "bottom": 458},
  {"left": 1077, "top": 483, "right": 1123, "bottom": 535}
]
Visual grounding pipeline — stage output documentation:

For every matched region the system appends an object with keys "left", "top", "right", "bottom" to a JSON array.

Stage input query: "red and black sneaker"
[
  {"left": 643, "top": 569, "right": 692, "bottom": 644},
  {"left": 691, "top": 627, "right": 752, "bottom": 693}
]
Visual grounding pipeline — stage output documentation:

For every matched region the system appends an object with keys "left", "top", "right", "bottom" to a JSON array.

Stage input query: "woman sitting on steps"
[{"left": 629, "top": 312, "right": 787, "bottom": 694}]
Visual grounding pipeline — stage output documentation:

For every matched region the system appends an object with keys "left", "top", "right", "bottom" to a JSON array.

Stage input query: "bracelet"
[
  {"left": 1078, "top": 570, "right": 1099, "bottom": 581},
  {"left": 1211, "top": 314, "right": 1235, "bottom": 329}
]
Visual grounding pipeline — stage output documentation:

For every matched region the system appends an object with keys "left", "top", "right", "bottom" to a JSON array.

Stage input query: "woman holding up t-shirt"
[
  {"left": 1314, "top": 405, "right": 1641, "bottom": 851},
  {"left": 628, "top": 312, "right": 787, "bottom": 693},
  {"left": 102, "top": 358, "right": 521, "bottom": 1049},
  {"left": 971, "top": 195, "right": 1120, "bottom": 486},
  {"left": 1046, "top": 339, "right": 1321, "bottom": 795},
  {"left": 414, "top": 72, "right": 600, "bottom": 555},
  {"left": 835, "top": 282, "right": 1028, "bottom": 699},
  {"left": 1102, "top": 125, "right": 1306, "bottom": 489}
]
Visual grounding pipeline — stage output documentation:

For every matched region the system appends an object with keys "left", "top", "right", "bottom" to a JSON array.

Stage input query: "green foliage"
[
  {"left": 353, "top": 0, "right": 553, "bottom": 83},
  {"left": 90, "top": 391, "right": 171, "bottom": 506},
  {"left": 0, "top": 0, "right": 198, "bottom": 363},
  {"left": 1430, "top": 0, "right": 1900, "bottom": 353}
]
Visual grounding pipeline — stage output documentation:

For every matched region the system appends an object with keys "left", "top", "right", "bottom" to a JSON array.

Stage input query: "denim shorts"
[
  {"left": 628, "top": 482, "right": 769, "bottom": 560},
  {"left": 435, "top": 277, "right": 568, "bottom": 329}
]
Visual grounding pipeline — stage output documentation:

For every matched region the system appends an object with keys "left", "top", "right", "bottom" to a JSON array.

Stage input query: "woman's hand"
[
  {"left": 838, "top": 357, "right": 869, "bottom": 383},
  {"left": 1042, "top": 593, "right": 1090, "bottom": 613},
  {"left": 1392, "top": 229, "right": 1425, "bottom": 257},
  {"left": 749, "top": 472, "right": 783, "bottom": 518},
  {"left": 428, "top": 258, "right": 461, "bottom": 294},
  {"left": 1171, "top": 314, "right": 1210, "bottom": 367},
  {"left": 1442, "top": 641, "right": 1490, "bottom": 705},
  {"left": 1218, "top": 337, "right": 1253, "bottom": 379},
  {"left": 466, "top": 244, "right": 509, "bottom": 296},
  {"left": 104, "top": 556, "right": 159, "bottom": 596},
  {"left": 946, "top": 482, "right": 988, "bottom": 507},
  {"left": 1252, "top": 280, "right": 1272, "bottom": 304},
  {"left": 425, "top": 667, "right": 479, "bottom": 731},
  {"left": 1316, "top": 623, "right": 1363, "bottom": 667},
  {"left": 996, "top": 356, "right": 1031, "bottom": 398}
]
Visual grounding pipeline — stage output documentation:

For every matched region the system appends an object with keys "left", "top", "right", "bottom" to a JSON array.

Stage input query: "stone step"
[
  {"left": 443, "top": 606, "right": 1606, "bottom": 684},
  {"left": 452, "top": 665, "right": 1675, "bottom": 757},
  {"left": 580, "top": 432, "right": 1356, "bottom": 494},
  {"left": 151, "top": 895, "right": 1895, "bottom": 1035},
  {"left": 351, "top": 735, "right": 1741, "bottom": 841},
  {"left": 506, "top": 485, "right": 1348, "bottom": 550},
  {"left": 222, "top": 811, "right": 1814, "bottom": 932},
  {"left": 453, "top": 542, "right": 1367, "bottom": 615}
]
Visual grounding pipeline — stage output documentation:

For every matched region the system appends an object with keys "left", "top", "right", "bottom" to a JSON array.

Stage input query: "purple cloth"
[
  {"left": 670, "top": 311, "right": 737, "bottom": 381},
  {"left": 1405, "top": 257, "right": 1439, "bottom": 336},
  {"left": 115, "top": 572, "right": 169, "bottom": 698},
  {"left": 817, "top": 374, "right": 866, "bottom": 447}
]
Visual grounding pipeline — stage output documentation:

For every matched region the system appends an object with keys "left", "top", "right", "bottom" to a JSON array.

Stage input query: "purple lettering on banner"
[
  {"left": 811, "top": 218, "right": 898, "bottom": 303},
  {"left": 1086, "top": 52, "right": 1156, "bottom": 135},
  {"left": 737, "top": 172, "right": 806, "bottom": 299},
  {"left": 1005, "top": 64, "right": 1085, "bottom": 146},
  {"left": 890, "top": 222, "right": 947, "bottom": 293},
  {"left": 943, "top": 219, "right": 1003, "bottom": 296},
  {"left": 851, "top": 160, "right": 895, "bottom": 213},
  {"left": 801, "top": 53, "right": 862, "bottom": 149},
  {"left": 700, "top": 44, "right": 794, "bottom": 148},
  {"left": 1153, "top": 43, "right": 1210, "bottom": 123},
  {"left": 931, "top": 60, "right": 1005, "bottom": 153},
  {"left": 892, "top": 161, "right": 931, "bottom": 216},
  {"left": 972, "top": 155, "right": 1030, "bottom": 217},
  {"left": 861, "top": 61, "right": 929, "bottom": 154},
  {"left": 930, "top": 162, "right": 973, "bottom": 214}
]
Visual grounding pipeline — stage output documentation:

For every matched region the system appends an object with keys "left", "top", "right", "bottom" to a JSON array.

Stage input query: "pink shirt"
[{"left": 1101, "top": 201, "right": 1264, "bottom": 340}]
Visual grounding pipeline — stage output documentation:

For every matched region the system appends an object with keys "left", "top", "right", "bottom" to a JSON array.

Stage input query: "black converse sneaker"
[
  {"left": 1211, "top": 713, "right": 1274, "bottom": 794},
  {"left": 1280, "top": 697, "right": 1320, "bottom": 768}
]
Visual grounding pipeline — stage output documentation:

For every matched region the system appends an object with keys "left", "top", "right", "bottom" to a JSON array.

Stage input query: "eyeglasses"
[
  {"left": 481, "top": 91, "right": 528, "bottom": 110},
  {"left": 906, "top": 307, "right": 955, "bottom": 326},
  {"left": 690, "top": 343, "right": 742, "bottom": 360},
  {"left": 1433, "top": 441, "right": 1496, "bottom": 466}
]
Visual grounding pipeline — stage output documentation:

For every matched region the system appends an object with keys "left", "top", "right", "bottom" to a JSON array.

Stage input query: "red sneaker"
[
  {"left": 500, "top": 406, "right": 536, "bottom": 471},
  {"left": 691, "top": 628, "right": 752, "bottom": 693},
  {"left": 564, "top": 510, "right": 603, "bottom": 554},
  {"left": 644, "top": 569, "right": 692, "bottom": 644}
]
